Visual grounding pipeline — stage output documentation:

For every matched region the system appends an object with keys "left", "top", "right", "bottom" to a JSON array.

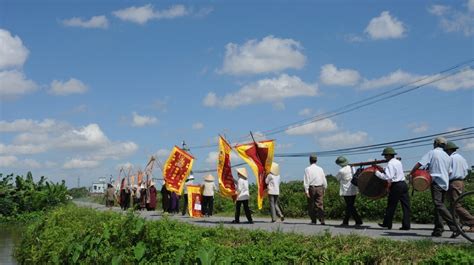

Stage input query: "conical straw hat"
[
  {"left": 270, "top": 162, "right": 280, "bottom": 176},
  {"left": 236, "top": 168, "right": 248, "bottom": 179},
  {"left": 204, "top": 174, "right": 214, "bottom": 181}
]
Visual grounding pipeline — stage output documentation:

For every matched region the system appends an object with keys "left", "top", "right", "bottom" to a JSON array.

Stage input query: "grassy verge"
[{"left": 16, "top": 205, "right": 474, "bottom": 264}]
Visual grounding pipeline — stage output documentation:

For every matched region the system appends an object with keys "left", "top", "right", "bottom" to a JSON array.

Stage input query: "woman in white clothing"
[
  {"left": 335, "top": 156, "right": 363, "bottom": 226},
  {"left": 266, "top": 162, "right": 285, "bottom": 222},
  {"left": 232, "top": 168, "right": 253, "bottom": 224},
  {"left": 201, "top": 174, "right": 216, "bottom": 217}
]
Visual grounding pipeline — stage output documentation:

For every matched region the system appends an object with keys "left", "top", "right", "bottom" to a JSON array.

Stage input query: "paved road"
[{"left": 74, "top": 201, "right": 471, "bottom": 244}]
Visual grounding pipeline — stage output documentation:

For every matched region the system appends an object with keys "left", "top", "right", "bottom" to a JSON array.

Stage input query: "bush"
[
  {"left": 0, "top": 172, "right": 69, "bottom": 220},
  {"left": 16, "top": 205, "right": 474, "bottom": 264},
  {"left": 67, "top": 187, "right": 89, "bottom": 199}
]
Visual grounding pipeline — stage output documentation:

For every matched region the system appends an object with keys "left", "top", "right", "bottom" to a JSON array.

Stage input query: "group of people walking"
[
  {"left": 105, "top": 181, "right": 158, "bottom": 211},
  {"left": 105, "top": 137, "right": 472, "bottom": 239}
]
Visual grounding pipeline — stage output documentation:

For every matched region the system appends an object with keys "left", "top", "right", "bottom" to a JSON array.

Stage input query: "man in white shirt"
[
  {"left": 181, "top": 173, "right": 194, "bottom": 216},
  {"left": 335, "top": 156, "right": 362, "bottom": 226},
  {"left": 445, "top": 141, "right": 474, "bottom": 232},
  {"left": 410, "top": 137, "right": 459, "bottom": 238},
  {"left": 265, "top": 162, "right": 284, "bottom": 223},
  {"left": 232, "top": 168, "right": 253, "bottom": 224},
  {"left": 304, "top": 153, "right": 327, "bottom": 225},
  {"left": 375, "top": 147, "right": 410, "bottom": 230}
]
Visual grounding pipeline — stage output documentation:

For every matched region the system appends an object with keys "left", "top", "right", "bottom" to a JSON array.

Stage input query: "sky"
[{"left": 1, "top": 0, "right": 473, "bottom": 188}]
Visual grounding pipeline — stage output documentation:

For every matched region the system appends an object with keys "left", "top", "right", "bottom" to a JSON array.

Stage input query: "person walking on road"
[
  {"left": 304, "top": 153, "right": 327, "bottom": 225},
  {"left": 334, "top": 156, "right": 363, "bottom": 227},
  {"left": 202, "top": 174, "right": 216, "bottom": 217},
  {"left": 410, "top": 137, "right": 459, "bottom": 238},
  {"left": 266, "top": 162, "right": 285, "bottom": 223},
  {"left": 444, "top": 141, "right": 474, "bottom": 232},
  {"left": 375, "top": 147, "right": 411, "bottom": 230},
  {"left": 232, "top": 168, "right": 253, "bottom": 224},
  {"left": 182, "top": 174, "right": 195, "bottom": 215}
]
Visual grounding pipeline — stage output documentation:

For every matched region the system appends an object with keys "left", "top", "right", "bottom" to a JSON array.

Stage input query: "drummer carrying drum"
[{"left": 374, "top": 147, "right": 411, "bottom": 230}]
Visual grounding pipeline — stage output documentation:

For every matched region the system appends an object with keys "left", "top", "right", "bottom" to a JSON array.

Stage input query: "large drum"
[
  {"left": 357, "top": 165, "right": 389, "bottom": 199},
  {"left": 412, "top": 169, "right": 432, "bottom": 192}
]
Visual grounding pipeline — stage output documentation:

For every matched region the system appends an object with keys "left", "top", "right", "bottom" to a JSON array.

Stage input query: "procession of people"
[{"left": 107, "top": 137, "right": 472, "bottom": 239}]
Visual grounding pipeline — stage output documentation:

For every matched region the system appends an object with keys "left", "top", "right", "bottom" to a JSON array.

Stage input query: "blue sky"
[{"left": 1, "top": 0, "right": 473, "bottom": 187}]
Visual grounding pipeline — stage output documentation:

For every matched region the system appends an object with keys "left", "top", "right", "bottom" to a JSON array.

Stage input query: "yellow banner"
[
  {"left": 187, "top": 185, "right": 203, "bottom": 218},
  {"left": 218, "top": 136, "right": 237, "bottom": 200},
  {"left": 235, "top": 140, "right": 274, "bottom": 209},
  {"left": 163, "top": 146, "right": 194, "bottom": 194}
]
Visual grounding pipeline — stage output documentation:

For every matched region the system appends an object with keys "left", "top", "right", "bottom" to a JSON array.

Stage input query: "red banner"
[
  {"left": 187, "top": 184, "right": 203, "bottom": 218},
  {"left": 217, "top": 136, "right": 237, "bottom": 201},
  {"left": 163, "top": 146, "right": 194, "bottom": 194},
  {"left": 235, "top": 140, "right": 274, "bottom": 209}
]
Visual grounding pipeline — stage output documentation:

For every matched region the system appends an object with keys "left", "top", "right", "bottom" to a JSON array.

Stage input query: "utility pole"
[{"left": 77, "top": 176, "right": 80, "bottom": 188}]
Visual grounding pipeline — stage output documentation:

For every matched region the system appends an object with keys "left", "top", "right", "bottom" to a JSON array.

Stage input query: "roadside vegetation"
[{"left": 15, "top": 205, "right": 474, "bottom": 264}]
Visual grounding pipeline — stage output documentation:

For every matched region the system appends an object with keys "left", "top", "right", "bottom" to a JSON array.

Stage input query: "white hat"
[
  {"left": 270, "top": 162, "right": 280, "bottom": 176},
  {"left": 187, "top": 175, "right": 195, "bottom": 181},
  {"left": 204, "top": 174, "right": 214, "bottom": 181},
  {"left": 236, "top": 168, "right": 248, "bottom": 179}
]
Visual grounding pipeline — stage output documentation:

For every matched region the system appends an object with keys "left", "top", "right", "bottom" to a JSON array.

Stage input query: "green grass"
[{"left": 15, "top": 204, "right": 474, "bottom": 264}]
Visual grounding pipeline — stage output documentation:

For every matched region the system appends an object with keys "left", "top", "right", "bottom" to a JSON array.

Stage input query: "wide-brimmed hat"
[
  {"left": 204, "top": 174, "right": 214, "bottom": 181},
  {"left": 150, "top": 181, "right": 155, "bottom": 187},
  {"left": 335, "top": 156, "right": 349, "bottom": 166},
  {"left": 236, "top": 168, "right": 248, "bottom": 179},
  {"left": 270, "top": 162, "right": 280, "bottom": 175},
  {"left": 434, "top": 136, "right": 447, "bottom": 145},
  {"left": 381, "top": 147, "right": 397, "bottom": 156}
]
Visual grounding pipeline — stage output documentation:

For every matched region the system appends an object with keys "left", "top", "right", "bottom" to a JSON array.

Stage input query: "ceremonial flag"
[
  {"left": 187, "top": 185, "right": 203, "bottom": 218},
  {"left": 137, "top": 171, "right": 143, "bottom": 186},
  {"left": 235, "top": 139, "right": 274, "bottom": 209},
  {"left": 130, "top": 175, "right": 135, "bottom": 186},
  {"left": 217, "top": 136, "right": 237, "bottom": 201},
  {"left": 163, "top": 146, "right": 194, "bottom": 194}
]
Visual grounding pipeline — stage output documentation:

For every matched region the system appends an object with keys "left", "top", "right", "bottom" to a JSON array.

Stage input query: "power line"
[{"left": 188, "top": 59, "right": 473, "bottom": 150}]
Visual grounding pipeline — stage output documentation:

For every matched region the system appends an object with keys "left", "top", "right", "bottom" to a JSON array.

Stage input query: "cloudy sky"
[{"left": 1, "top": 0, "right": 473, "bottom": 187}]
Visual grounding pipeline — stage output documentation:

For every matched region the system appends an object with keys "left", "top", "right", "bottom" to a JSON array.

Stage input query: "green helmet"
[
  {"left": 381, "top": 147, "right": 397, "bottom": 156},
  {"left": 445, "top": 141, "right": 458, "bottom": 150},
  {"left": 335, "top": 156, "right": 349, "bottom": 166}
]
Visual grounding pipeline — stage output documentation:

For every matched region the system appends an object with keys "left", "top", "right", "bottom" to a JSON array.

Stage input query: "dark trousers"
[
  {"left": 447, "top": 180, "right": 474, "bottom": 226},
  {"left": 343, "top": 196, "right": 362, "bottom": 225},
  {"left": 182, "top": 194, "right": 188, "bottom": 215},
  {"left": 308, "top": 186, "right": 325, "bottom": 223},
  {"left": 235, "top": 200, "right": 252, "bottom": 222},
  {"left": 382, "top": 181, "right": 411, "bottom": 229},
  {"left": 431, "top": 183, "right": 457, "bottom": 233},
  {"left": 202, "top": 196, "right": 214, "bottom": 216}
]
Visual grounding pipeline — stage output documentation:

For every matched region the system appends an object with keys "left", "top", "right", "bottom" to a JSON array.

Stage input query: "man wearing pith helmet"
[
  {"left": 444, "top": 141, "right": 474, "bottom": 232},
  {"left": 410, "top": 137, "right": 459, "bottom": 238},
  {"left": 303, "top": 153, "right": 327, "bottom": 225},
  {"left": 334, "top": 156, "right": 362, "bottom": 226},
  {"left": 375, "top": 147, "right": 411, "bottom": 230}
]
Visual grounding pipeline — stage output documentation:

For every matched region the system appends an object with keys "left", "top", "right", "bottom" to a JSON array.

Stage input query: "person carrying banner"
[
  {"left": 232, "top": 168, "right": 253, "bottom": 224},
  {"left": 202, "top": 174, "right": 216, "bottom": 217},
  {"left": 266, "top": 162, "right": 284, "bottom": 223},
  {"left": 304, "top": 153, "right": 327, "bottom": 225},
  {"left": 374, "top": 147, "right": 411, "bottom": 230},
  {"left": 182, "top": 173, "right": 195, "bottom": 215},
  {"left": 444, "top": 141, "right": 474, "bottom": 232},
  {"left": 410, "top": 137, "right": 459, "bottom": 238},
  {"left": 334, "top": 156, "right": 363, "bottom": 226}
]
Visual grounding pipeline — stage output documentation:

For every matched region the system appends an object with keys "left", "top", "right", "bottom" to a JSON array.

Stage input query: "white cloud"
[
  {"left": 320, "top": 64, "right": 361, "bottom": 86},
  {"left": 318, "top": 131, "right": 369, "bottom": 148},
  {"left": 0, "top": 70, "right": 38, "bottom": 98},
  {"left": 57, "top": 124, "right": 109, "bottom": 149},
  {"left": 49, "top": 78, "right": 88, "bottom": 95},
  {"left": 194, "top": 7, "right": 214, "bottom": 18},
  {"left": 0, "top": 143, "right": 47, "bottom": 155},
  {"left": 365, "top": 11, "right": 406, "bottom": 40},
  {"left": 0, "top": 118, "right": 59, "bottom": 132},
  {"left": 430, "top": 68, "right": 474, "bottom": 91},
  {"left": 428, "top": 2, "right": 474, "bottom": 36},
  {"left": 63, "top": 158, "right": 100, "bottom": 169},
  {"left": 0, "top": 29, "right": 29, "bottom": 69},
  {"left": 113, "top": 4, "right": 190, "bottom": 25},
  {"left": 155, "top": 148, "right": 170, "bottom": 159},
  {"left": 286, "top": 119, "right": 338, "bottom": 136},
  {"left": 359, "top": 69, "right": 421, "bottom": 90},
  {"left": 116, "top": 162, "right": 134, "bottom": 171},
  {"left": 203, "top": 74, "right": 317, "bottom": 108},
  {"left": 408, "top": 122, "right": 429, "bottom": 133},
  {"left": 298, "top": 108, "right": 313, "bottom": 116},
  {"left": 62, "top": 15, "right": 109, "bottom": 29},
  {"left": 205, "top": 151, "right": 241, "bottom": 165},
  {"left": 192, "top": 122, "right": 204, "bottom": 130},
  {"left": 131, "top": 112, "right": 158, "bottom": 127},
  {"left": 463, "top": 139, "right": 474, "bottom": 151},
  {"left": 0, "top": 155, "right": 41, "bottom": 169},
  {"left": 220, "top": 36, "right": 306, "bottom": 75},
  {"left": 0, "top": 155, "right": 18, "bottom": 167}
]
